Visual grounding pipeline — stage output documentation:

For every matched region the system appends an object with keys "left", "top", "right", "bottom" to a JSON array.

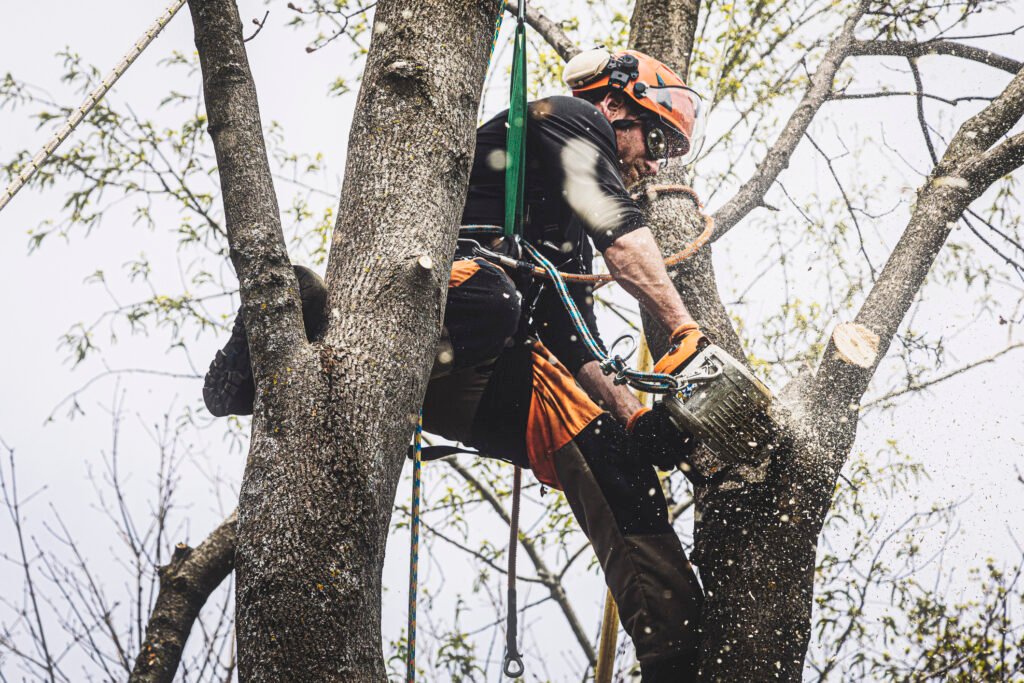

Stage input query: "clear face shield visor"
[{"left": 643, "top": 85, "right": 706, "bottom": 166}]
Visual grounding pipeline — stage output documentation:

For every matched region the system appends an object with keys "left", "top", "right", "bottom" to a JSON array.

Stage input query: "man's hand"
[
  {"left": 602, "top": 227, "right": 696, "bottom": 332},
  {"left": 627, "top": 402, "right": 699, "bottom": 470}
]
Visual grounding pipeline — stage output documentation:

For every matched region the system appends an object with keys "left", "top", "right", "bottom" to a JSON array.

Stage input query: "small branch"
[
  {"left": 862, "top": 342, "right": 1024, "bottom": 409},
  {"left": 850, "top": 39, "right": 1022, "bottom": 75},
  {"left": 831, "top": 91, "right": 993, "bottom": 106},
  {"left": 805, "top": 133, "right": 877, "bottom": 278},
  {"left": 909, "top": 58, "right": 939, "bottom": 166},
  {"left": 711, "top": 0, "right": 870, "bottom": 241},
  {"left": 504, "top": 1, "right": 579, "bottom": 62},
  {"left": 129, "top": 511, "right": 237, "bottom": 683},
  {"left": 444, "top": 459, "right": 597, "bottom": 667},
  {"left": 243, "top": 11, "right": 270, "bottom": 43}
]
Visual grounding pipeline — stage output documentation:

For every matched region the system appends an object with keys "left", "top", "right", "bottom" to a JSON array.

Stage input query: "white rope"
[{"left": 0, "top": 0, "right": 187, "bottom": 214}]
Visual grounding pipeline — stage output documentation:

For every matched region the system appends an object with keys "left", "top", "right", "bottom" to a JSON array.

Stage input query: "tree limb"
[
  {"left": 628, "top": 0, "right": 701, "bottom": 77},
  {"left": 505, "top": 1, "right": 579, "bottom": 62},
  {"left": 850, "top": 39, "right": 1022, "bottom": 75},
  {"left": 811, "top": 66, "right": 1024, "bottom": 409},
  {"left": 129, "top": 511, "right": 237, "bottom": 683},
  {"left": 187, "top": 0, "right": 306, "bottom": 378},
  {"left": 444, "top": 459, "right": 598, "bottom": 667},
  {"left": 711, "top": 0, "right": 870, "bottom": 241}
]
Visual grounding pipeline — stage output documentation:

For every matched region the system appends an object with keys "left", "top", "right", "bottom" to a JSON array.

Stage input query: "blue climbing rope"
[
  {"left": 407, "top": 416, "right": 423, "bottom": 683},
  {"left": 519, "top": 241, "right": 681, "bottom": 394}
]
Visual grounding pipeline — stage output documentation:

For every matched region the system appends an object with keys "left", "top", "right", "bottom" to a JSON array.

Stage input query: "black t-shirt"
[{"left": 460, "top": 96, "right": 646, "bottom": 374}]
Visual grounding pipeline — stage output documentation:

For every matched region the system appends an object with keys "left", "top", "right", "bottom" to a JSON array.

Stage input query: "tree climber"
[{"left": 203, "top": 49, "right": 710, "bottom": 682}]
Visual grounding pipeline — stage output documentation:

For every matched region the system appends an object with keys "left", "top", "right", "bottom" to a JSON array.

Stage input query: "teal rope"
[{"left": 520, "top": 241, "right": 681, "bottom": 394}]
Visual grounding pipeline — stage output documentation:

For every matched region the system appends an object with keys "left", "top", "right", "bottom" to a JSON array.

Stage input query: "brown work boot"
[{"left": 203, "top": 265, "right": 328, "bottom": 417}]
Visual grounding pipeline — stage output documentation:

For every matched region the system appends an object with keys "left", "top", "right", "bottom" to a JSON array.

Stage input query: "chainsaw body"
[{"left": 661, "top": 344, "right": 782, "bottom": 468}]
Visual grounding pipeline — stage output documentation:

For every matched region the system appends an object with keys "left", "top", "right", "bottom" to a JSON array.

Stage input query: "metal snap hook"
[{"left": 608, "top": 333, "right": 638, "bottom": 363}]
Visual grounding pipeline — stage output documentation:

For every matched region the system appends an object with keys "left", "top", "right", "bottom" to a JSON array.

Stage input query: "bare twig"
[
  {"left": 0, "top": 447, "right": 59, "bottom": 683},
  {"left": 243, "top": 11, "right": 269, "bottom": 42},
  {"left": 861, "top": 342, "right": 1024, "bottom": 409},
  {"left": 444, "top": 459, "right": 598, "bottom": 667}
]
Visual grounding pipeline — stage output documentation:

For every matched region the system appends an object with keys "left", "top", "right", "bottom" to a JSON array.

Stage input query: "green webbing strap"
[{"left": 503, "top": 0, "right": 528, "bottom": 238}]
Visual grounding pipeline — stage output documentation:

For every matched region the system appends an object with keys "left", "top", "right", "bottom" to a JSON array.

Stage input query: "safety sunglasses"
[{"left": 611, "top": 116, "right": 686, "bottom": 165}]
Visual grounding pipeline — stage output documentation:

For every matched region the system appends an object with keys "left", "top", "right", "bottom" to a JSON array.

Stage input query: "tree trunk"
[
  {"left": 189, "top": 0, "right": 497, "bottom": 680},
  {"left": 628, "top": 2, "right": 866, "bottom": 679}
]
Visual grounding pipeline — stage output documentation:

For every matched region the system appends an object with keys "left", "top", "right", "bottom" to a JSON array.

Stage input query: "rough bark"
[
  {"left": 186, "top": 0, "right": 306, "bottom": 379},
  {"left": 190, "top": 0, "right": 497, "bottom": 680},
  {"left": 129, "top": 512, "right": 238, "bottom": 683},
  {"left": 629, "top": 0, "right": 700, "bottom": 78}
]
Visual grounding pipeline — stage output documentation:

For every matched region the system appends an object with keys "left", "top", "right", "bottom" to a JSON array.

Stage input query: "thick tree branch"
[
  {"left": 812, "top": 66, "right": 1024, "bottom": 409},
  {"left": 504, "top": 1, "right": 579, "bottom": 62},
  {"left": 628, "top": 0, "right": 700, "bottom": 77},
  {"left": 229, "top": 1, "right": 495, "bottom": 679},
  {"left": 187, "top": 0, "right": 306, "bottom": 377},
  {"left": 129, "top": 511, "right": 238, "bottom": 683},
  {"left": 445, "top": 459, "right": 598, "bottom": 667},
  {"left": 850, "top": 39, "right": 1022, "bottom": 74},
  {"left": 711, "top": 0, "right": 870, "bottom": 241}
]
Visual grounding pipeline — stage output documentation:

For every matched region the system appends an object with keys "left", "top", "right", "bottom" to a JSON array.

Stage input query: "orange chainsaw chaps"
[
  {"left": 526, "top": 342, "right": 603, "bottom": 490},
  {"left": 449, "top": 259, "right": 482, "bottom": 288}
]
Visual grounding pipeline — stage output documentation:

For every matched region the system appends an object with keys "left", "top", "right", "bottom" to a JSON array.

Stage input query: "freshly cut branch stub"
[{"left": 832, "top": 322, "right": 879, "bottom": 368}]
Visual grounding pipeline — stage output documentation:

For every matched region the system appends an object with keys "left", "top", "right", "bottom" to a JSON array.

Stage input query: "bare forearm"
[
  {"left": 576, "top": 360, "right": 643, "bottom": 424},
  {"left": 603, "top": 227, "right": 695, "bottom": 331}
]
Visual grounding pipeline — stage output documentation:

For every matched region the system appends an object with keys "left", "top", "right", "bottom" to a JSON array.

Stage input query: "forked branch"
[
  {"left": 811, "top": 66, "right": 1024, "bottom": 409},
  {"left": 129, "top": 511, "right": 238, "bottom": 683}
]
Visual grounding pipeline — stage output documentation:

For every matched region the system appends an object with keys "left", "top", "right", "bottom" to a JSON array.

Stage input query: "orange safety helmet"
[{"left": 564, "top": 49, "right": 706, "bottom": 164}]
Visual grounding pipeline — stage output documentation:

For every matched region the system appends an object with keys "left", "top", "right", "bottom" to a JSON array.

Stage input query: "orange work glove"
[{"left": 652, "top": 323, "right": 708, "bottom": 376}]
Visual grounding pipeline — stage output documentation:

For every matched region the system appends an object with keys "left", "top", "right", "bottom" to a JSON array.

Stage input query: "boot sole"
[{"left": 203, "top": 265, "right": 329, "bottom": 417}]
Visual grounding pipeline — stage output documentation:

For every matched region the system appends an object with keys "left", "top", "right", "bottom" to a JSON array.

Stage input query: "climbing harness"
[
  {"left": 461, "top": 186, "right": 715, "bottom": 395},
  {"left": 0, "top": 0, "right": 188, "bottom": 214}
]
